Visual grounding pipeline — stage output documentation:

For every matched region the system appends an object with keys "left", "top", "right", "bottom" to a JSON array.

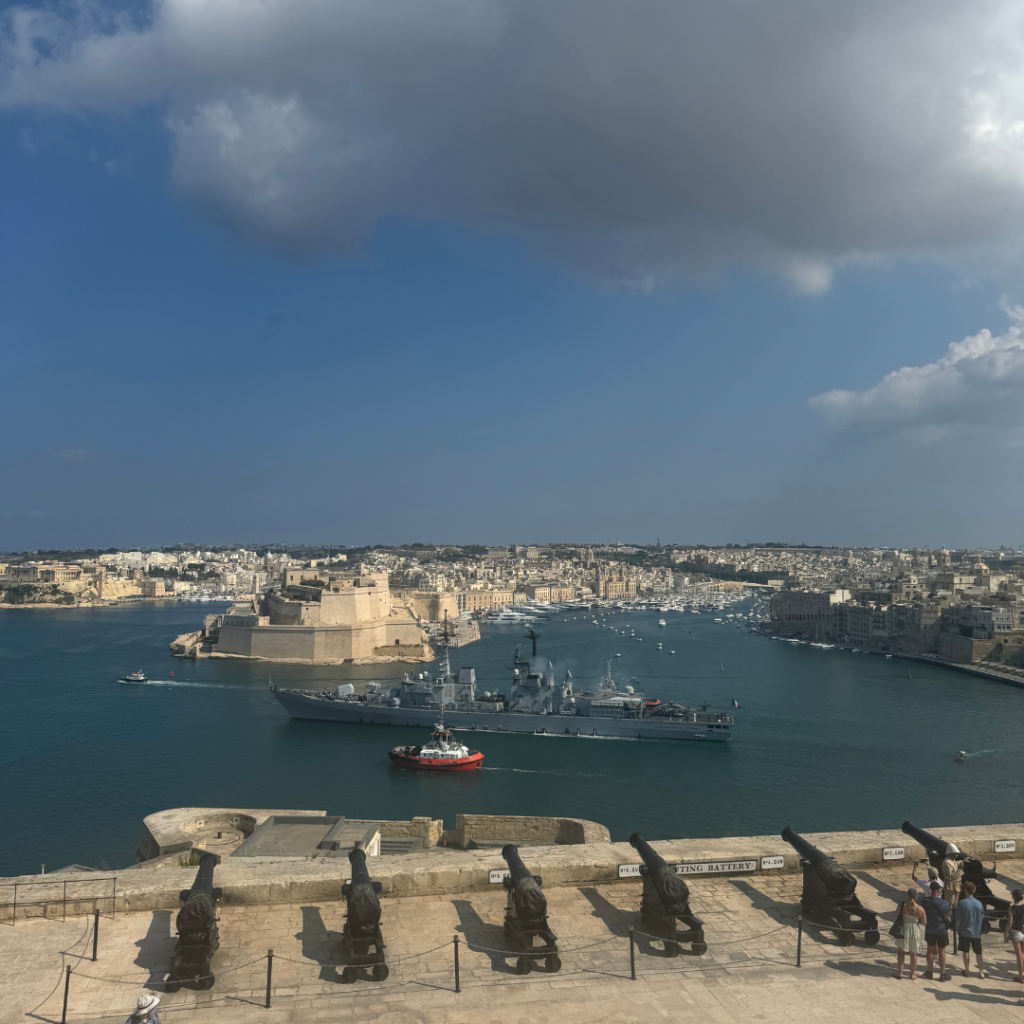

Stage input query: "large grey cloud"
[
  {"left": 5, "top": 0, "right": 1024, "bottom": 289},
  {"left": 810, "top": 300, "right": 1024, "bottom": 440}
]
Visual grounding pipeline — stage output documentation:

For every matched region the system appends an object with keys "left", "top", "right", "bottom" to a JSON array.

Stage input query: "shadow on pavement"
[
  {"left": 452, "top": 899, "right": 517, "bottom": 975},
  {"left": 295, "top": 905, "right": 341, "bottom": 983},
  {"left": 134, "top": 910, "right": 174, "bottom": 990}
]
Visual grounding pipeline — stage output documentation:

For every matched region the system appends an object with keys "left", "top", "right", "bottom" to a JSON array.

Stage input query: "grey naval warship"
[{"left": 271, "top": 628, "right": 733, "bottom": 742}]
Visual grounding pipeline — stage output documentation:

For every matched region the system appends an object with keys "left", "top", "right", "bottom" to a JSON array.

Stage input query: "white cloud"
[
  {"left": 810, "top": 299, "right": 1024, "bottom": 436},
  {"left": 6, "top": 0, "right": 1024, "bottom": 288}
]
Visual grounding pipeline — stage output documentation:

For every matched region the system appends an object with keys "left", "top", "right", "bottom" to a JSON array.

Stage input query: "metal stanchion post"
[
  {"left": 796, "top": 915, "right": 803, "bottom": 967},
  {"left": 454, "top": 935, "right": 461, "bottom": 993},
  {"left": 92, "top": 909, "right": 99, "bottom": 962},
  {"left": 265, "top": 949, "right": 273, "bottom": 1009},
  {"left": 629, "top": 926, "right": 636, "bottom": 980},
  {"left": 61, "top": 966, "right": 71, "bottom": 1024}
]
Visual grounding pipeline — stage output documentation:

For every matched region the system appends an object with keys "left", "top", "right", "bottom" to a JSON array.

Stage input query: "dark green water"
[{"left": 1, "top": 602, "right": 1020, "bottom": 877}]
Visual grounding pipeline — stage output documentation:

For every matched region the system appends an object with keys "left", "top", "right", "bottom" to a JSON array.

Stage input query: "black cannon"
[
  {"left": 902, "top": 821, "right": 1008, "bottom": 931},
  {"left": 782, "top": 827, "right": 879, "bottom": 946},
  {"left": 340, "top": 847, "right": 388, "bottom": 983},
  {"left": 629, "top": 833, "right": 707, "bottom": 957},
  {"left": 501, "top": 844, "right": 560, "bottom": 974},
  {"left": 165, "top": 853, "right": 222, "bottom": 992}
]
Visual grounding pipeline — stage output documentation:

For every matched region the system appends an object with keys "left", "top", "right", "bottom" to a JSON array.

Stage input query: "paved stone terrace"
[{"left": 6, "top": 861, "right": 1024, "bottom": 1024}]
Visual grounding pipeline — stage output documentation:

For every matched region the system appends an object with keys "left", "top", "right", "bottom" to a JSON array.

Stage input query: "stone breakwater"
[{"left": 4, "top": 819, "right": 1022, "bottom": 920}]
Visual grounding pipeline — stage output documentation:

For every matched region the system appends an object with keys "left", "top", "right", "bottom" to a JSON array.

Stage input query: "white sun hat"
[{"left": 136, "top": 994, "right": 160, "bottom": 1015}]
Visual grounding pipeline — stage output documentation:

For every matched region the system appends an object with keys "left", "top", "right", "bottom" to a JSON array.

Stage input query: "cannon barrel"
[
  {"left": 345, "top": 847, "right": 381, "bottom": 931},
  {"left": 502, "top": 844, "right": 534, "bottom": 884},
  {"left": 502, "top": 844, "right": 547, "bottom": 925},
  {"left": 782, "top": 826, "right": 858, "bottom": 899},
  {"left": 630, "top": 832, "right": 670, "bottom": 871},
  {"left": 630, "top": 832, "right": 690, "bottom": 914},
  {"left": 189, "top": 853, "right": 218, "bottom": 898},
  {"left": 901, "top": 821, "right": 948, "bottom": 858},
  {"left": 350, "top": 847, "right": 373, "bottom": 886},
  {"left": 782, "top": 826, "right": 829, "bottom": 867}
]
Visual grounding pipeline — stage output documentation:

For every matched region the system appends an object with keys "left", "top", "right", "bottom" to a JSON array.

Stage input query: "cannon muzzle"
[
  {"left": 502, "top": 844, "right": 536, "bottom": 885},
  {"left": 782, "top": 826, "right": 826, "bottom": 866}
]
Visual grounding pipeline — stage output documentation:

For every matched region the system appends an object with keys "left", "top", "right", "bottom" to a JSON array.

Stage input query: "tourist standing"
[
  {"left": 892, "top": 887, "right": 927, "bottom": 980},
  {"left": 1005, "top": 889, "right": 1024, "bottom": 983},
  {"left": 941, "top": 844, "right": 964, "bottom": 911},
  {"left": 124, "top": 995, "right": 160, "bottom": 1024},
  {"left": 954, "top": 881, "right": 986, "bottom": 978},
  {"left": 911, "top": 859, "right": 942, "bottom": 895},
  {"left": 920, "top": 880, "right": 952, "bottom": 980}
]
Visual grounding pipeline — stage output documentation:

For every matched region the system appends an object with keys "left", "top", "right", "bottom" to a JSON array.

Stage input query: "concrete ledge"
[{"left": 6, "top": 821, "right": 1024, "bottom": 920}]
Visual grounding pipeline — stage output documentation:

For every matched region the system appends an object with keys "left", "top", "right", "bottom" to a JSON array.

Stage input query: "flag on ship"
[{"left": 732, "top": 698, "right": 742, "bottom": 708}]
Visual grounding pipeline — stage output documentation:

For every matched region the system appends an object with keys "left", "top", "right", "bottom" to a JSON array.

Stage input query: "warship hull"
[{"left": 273, "top": 690, "right": 731, "bottom": 741}]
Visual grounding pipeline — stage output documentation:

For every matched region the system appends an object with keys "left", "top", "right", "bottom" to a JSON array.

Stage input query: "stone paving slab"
[{"left": 6, "top": 860, "right": 1024, "bottom": 1024}]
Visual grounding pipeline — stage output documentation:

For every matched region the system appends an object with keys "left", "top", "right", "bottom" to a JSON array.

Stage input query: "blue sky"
[{"left": 3, "top": 0, "right": 1024, "bottom": 550}]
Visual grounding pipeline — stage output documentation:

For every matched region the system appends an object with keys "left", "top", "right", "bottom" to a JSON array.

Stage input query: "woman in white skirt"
[{"left": 893, "top": 888, "right": 927, "bottom": 979}]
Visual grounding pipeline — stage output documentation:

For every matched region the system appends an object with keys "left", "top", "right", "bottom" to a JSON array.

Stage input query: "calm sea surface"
[{"left": 1, "top": 601, "right": 1021, "bottom": 877}]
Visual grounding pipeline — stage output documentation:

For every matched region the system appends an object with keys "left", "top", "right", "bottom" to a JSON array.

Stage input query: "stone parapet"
[{"left": 7, "top": 820, "right": 1024, "bottom": 921}]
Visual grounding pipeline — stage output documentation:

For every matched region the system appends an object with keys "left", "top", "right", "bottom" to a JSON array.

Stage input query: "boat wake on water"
[
  {"left": 481, "top": 767, "right": 607, "bottom": 777},
  {"left": 119, "top": 679, "right": 245, "bottom": 691}
]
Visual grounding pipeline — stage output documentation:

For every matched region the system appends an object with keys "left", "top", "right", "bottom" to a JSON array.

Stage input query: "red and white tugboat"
[{"left": 389, "top": 718, "right": 484, "bottom": 772}]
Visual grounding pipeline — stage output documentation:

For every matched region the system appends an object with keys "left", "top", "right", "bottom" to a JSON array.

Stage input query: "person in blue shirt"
[
  {"left": 123, "top": 994, "right": 160, "bottom": 1024},
  {"left": 920, "top": 880, "right": 951, "bottom": 981},
  {"left": 954, "top": 881, "right": 986, "bottom": 978}
]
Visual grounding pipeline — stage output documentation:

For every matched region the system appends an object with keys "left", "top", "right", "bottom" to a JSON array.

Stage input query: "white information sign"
[
  {"left": 618, "top": 864, "right": 642, "bottom": 878},
  {"left": 674, "top": 859, "right": 757, "bottom": 876},
  {"left": 996, "top": 840, "right": 1017, "bottom": 854},
  {"left": 760, "top": 856, "right": 785, "bottom": 870},
  {"left": 489, "top": 869, "right": 510, "bottom": 884},
  {"left": 883, "top": 847, "right": 905, "bottom": 861}
]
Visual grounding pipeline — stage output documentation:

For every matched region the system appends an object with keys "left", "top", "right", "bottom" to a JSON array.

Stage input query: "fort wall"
[{"left": 7, "top": 818, "right": 1024, "bottom": 920}]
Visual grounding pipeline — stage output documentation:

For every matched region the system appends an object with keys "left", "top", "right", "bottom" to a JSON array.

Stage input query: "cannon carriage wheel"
[
  {"left": 664, "top": 940, "right": 680, "bottom": 957},
  {"left": 691, "top": 941, "right": 708, "bottom": 955},
  {"left": 341, "top": 966, "right": 358, "bottom": 984},
  {"left": 515, "top": 956, "right": 532, "bottom": 975},
  {"left": 196, "top": 962, "right": 215, "bottom": 991},
  {"left": 372, "top": 963, "right": 389, "bottom": 982},
  {"left": 837, "top": 930, "right": 854, "bottom": 946},
  {"left": 163, "top": 976, "right": 182, "bottom": 994},
  {"left": 863, "top": 930, "right": 880, "bottom": 945}
]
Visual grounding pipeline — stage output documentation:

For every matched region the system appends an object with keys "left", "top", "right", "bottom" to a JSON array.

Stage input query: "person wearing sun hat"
[{"left": 124, "top": 994, "right": 160, "bottom": 1024}]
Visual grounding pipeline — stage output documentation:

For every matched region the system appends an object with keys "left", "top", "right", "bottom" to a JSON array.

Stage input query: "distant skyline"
[{"left": 4, "top": 1, "right": 1024, "bottom": 550}]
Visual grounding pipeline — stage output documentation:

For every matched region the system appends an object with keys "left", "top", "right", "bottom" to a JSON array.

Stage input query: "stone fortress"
[{"left": 182, "top": 569, "right": 440, "bottom": 665}]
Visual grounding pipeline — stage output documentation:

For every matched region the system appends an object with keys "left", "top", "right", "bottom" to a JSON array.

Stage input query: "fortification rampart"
[{"left": 6, "top": 819, "right": 1024, "bottom": 921}]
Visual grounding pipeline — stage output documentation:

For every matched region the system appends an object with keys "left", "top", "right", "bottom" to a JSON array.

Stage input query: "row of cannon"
[
  {"left": 162, "top": 820, "right": 1011, "bottom": 987},
  {"left": 786, "top": 820, "right": 1010, "bottom": 946}
]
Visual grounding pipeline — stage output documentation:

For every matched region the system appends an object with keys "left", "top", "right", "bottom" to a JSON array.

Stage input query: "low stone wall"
[
  {"left": 8, "top": 821, "right": 1024, "bottom": 920},
  {"left": 443, "top": 814, "right": 611, "bottom": 849},
  {"left": 378, "top": 817, "right": 444, "bottom": 846}
]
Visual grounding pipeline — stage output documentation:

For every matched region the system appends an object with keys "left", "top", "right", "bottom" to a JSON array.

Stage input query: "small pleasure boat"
[
  {"left": 389, "top": 720, "right": 483, "bottom": 771},
  {"left": 118, "top": 670, "right": 148, "bottom": 684},
  {"left": 954, "top": 750, "right": 966, "bottom": 762}
]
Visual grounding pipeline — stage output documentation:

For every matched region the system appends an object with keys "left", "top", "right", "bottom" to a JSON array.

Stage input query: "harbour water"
[{"left": 2, "top": 601, "right": 1022, "bottom": 877}]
